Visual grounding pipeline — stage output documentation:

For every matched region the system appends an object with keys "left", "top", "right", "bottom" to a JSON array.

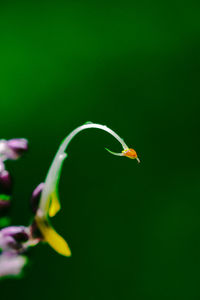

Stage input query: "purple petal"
[
  {"left": 31, "top": 183, "right": 44, "bottom": 214},
  {"left": 1, "top": 226, "right": 29, "bottom": 242},
  {"left": 6, "top": 139, "right": 28, "bottom": 159},
  {"left": 0, "top": 253, "right": 27, "bottom": 278},
  {"left": 0, "top": 226, "right": 30, "bottom": 253},
  {"left": 0, "top": 138, "right": 28, "bottom": 161},
  {"left": 0, "top": 235, "right": 19, "bottom": 252}
]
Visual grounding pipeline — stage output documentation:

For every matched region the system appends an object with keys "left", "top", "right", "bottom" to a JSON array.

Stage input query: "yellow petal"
[
  {"left": 35, "top": 216, "right": 71, "bottom": 257},
  {"left": 48, "top": 191, "right": 61, "bottom": 217}
]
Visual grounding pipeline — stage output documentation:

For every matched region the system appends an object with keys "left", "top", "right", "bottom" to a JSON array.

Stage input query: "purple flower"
[
  {"left": 6, "top": 139, "right": 28, "bottom": 159},
  {"left": 0, "top": 139, "right": 28, "bottom": 161},
  {"left": 0, "top": 253, "right": 27, "bottom": 278},
  {"left": 0, "top": 138, "right": 29, "bottom": 279},
  {"left": 0, "top": 226, "right": 30, "bottom": 253},
  {"left": 0, "top": 226, "right": 36, "bottom": 279}
]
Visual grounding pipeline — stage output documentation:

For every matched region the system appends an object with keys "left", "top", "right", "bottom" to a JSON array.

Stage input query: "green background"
[{"left": 1, "top": 1, "right": 200, "bottom": 299}]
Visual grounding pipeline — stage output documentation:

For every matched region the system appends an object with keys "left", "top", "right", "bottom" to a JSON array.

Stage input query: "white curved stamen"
[{"left": 39, "top": 122, "right": 129, "bottom": 215}]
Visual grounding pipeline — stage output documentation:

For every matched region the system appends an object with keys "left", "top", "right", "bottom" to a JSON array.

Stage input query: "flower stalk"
[{"left": 35, "top": 122, "right": 139, "bottom": 257}]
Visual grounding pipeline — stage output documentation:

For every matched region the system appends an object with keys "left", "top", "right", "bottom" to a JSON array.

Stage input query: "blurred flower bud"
[
  {"left": 0, "top": 226, "right": 29, "bottom": 253},
  {"left": 31, "top": 183, "right": 44, "bottom": 214},
  {"left": 0, "top": 138, "right": 28, "bottom": 161},
  {"left": 0, "top": 170, "right": 12, "bottom": 217},
  {"left": 0, "top": 170, "right": 12, "bottom": 195},
  {"left": 6, "top": 139, "right": 28, "bottom": 160}
]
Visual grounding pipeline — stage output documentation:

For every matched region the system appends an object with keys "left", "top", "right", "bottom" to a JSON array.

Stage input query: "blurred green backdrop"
[{"left": 1, "top": 1, "right": 200, "bottom": 299}]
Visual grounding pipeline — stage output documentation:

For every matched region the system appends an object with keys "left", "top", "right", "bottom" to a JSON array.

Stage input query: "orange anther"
[{"left": 122, "top": 148, "right": 139, "bottom": 162}]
